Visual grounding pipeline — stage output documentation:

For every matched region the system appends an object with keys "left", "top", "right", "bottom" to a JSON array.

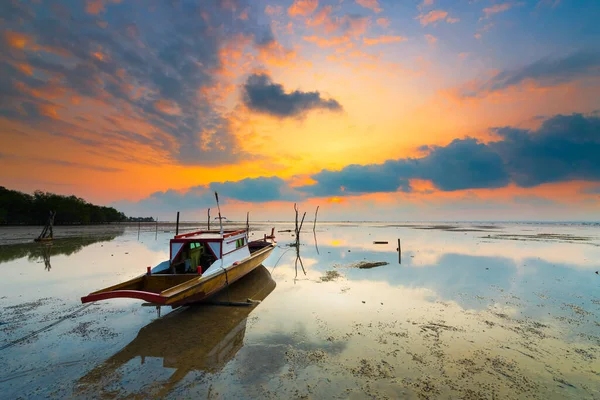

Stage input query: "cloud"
[
  {"left": 418, "top": 0, "right": 435, "bottom": 11},
  {"left": 299, "top": 137, "right": 509, "bottom": 195},
  {"left": 536, "top": 0, "right": 560, "bottom": 8},
  {"left": 304, "top": 35, "right": 351, "bottom": 47},
  {"left": 418, "top": 138, "right": 510, "bottom": 191},
  {"left": 355, "top": 0, "right": 382, "bottom": 13},
  {"left": 481, "top": 2, "right": 521, "bottom": 19},
  {"left": 0, "top": 1, "right": 279, "bottom": 166},
  {"left": 300, "top": 161, "right": 415, "bottom": 196},
  {"left": 416, "top": 10, "right": 448, "bottom": 26},
  {"left": 581, "top": 185, "right": 600, "bottom": 194},
  {"left": 114, "top": 114, "right": 600, "bottom": 214},
  {"left": 299, "top": 113, "right": 600, "bottom": 196},
  {"left": 265, "top": 5, "right": 283, "bottom": 16},
  {"left": 288, "top": 0, "right": 319, "bottom": 17},
  {"left": 363, "top": 35, "right": 407, "bottom": 46},
  {"left": 242, "top": 73, "right": 343, "bottom": 118},
  {"left": 307, "top": 5, "right": 334, "bottom": 27},
  {"left": 454, "top": 50, "right": 600, "bottom": 98},
  {"left": 489, "top": 113, "right": 600, "bottom": 187},
  {"left": 424, "top": 34, "right": 437, "bottom": 45},
  {"left": 0, "top": 152, "right": 122, "bottom": 172},
  {"left": 115, "top": 176, "right": 305, "bottom": 215},
  {"left": 376, "top": 18, "right": 390, "bottom": 28},
  {"left": 209, "top": 177, "right": 298, "bottom": 202},
  {"left": 446, "top": 17, "right": 460, "bottom": 23}
]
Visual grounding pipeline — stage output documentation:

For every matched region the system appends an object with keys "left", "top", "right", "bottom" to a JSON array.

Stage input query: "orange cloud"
[
  {"left": 416, "top": 10, "right": 448, "bottom": 26},
  {"left": 257, "top": 41, "right": 298, "bottom": 67},
  {"left": 154, "top": 99, "right": 182, "bottom": 116},
  {"left": 307, "top": 5, "right": 333, "bottom": 27},
  {"left": 85, "top": 0, "right": 105, "bottom": 15},
  {"left": 363, "top": 35, "right": 407, "bottom": 45},
  {"left": 4, "top": 31, "right": 32, "bottom": 49},
  {"left": 424, "top": 34, "right": 437, "bottom": 44},
  {"left": 355, "top": 0, "right": 382, "bottom": 13},
  {"left": 304, "top": 35, "right": 350, "bottom": 48},
  {"left": 38, "top": 103, "right": 61, "bottom": 120},
  {"left": 482, "top": 3, "right": 515, "bottom": 19},
  {"left": 85, "top": 0, "right": 121, "bottom": 15},
  {"left": 376, "top": 18, "right": 390, "bottom": 28},
  {"left": 328, "top": 196, "right": 345, "bottom": 203},
  {"left": 265, "top": 5, "right": 282, "bottom": 16},
  {"left": 16, "top": 63, "right": 33, "bottom": 76},
  {"left": 446, "top": 17, "right": 460, "bottom": 23},
  {"left": 288, "top": 0, "right": 319, "bottom": 17}
]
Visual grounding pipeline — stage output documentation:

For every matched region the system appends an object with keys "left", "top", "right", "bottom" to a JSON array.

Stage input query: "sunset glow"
[{"left": 1, "top": 0, "right": 599, "bottom": 221}]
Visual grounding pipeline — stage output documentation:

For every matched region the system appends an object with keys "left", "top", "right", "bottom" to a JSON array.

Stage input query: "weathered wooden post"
[
  {"left": 313, "top": 206, "right": 319, "bottom": 232},
  {"left": 398, "top": 238, "right": 402, "bottom": 264},
  {"left": 176, "top": 211, "right": 180, "bottom": 235},
  {"left": 207, "top": 208, "right": 210, "bottom": 230}
]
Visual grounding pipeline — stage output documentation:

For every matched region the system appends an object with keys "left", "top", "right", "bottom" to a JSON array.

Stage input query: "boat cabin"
[{"left": 151, "top": 229, "right": 250, "bottom": 277}]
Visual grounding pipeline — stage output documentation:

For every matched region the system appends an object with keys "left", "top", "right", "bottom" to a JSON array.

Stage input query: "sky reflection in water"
[{"left": 0, "top": 223, "right": 598, "bottom": 399}]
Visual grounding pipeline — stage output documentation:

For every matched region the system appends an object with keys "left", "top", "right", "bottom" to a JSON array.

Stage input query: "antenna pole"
[{"left": 215, "top": 192, "right": 223, "bottom": 235}]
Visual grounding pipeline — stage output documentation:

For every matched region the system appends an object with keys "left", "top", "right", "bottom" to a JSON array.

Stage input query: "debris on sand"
[
  {"left": 68, "top": 321, "right": 119, "bottom": 340},
  {"left": 334, "top": 261, "right": 389, "bottom": 269},
  {"left": 350, "top": 359, "right": 394, "bottom": 379},
  {"left": 562, "top": 303, "right": 591, "bottom": 316},
  {"left": 320, "top": 270, "right": 342, "bottom": 282}
]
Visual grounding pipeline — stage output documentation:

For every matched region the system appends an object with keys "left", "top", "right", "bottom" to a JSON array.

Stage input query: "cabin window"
[
  {"left": 171, "top": 242, "right": 216, "bottom": 274},
  {"left": 236, "top": 238, "right": 245, "bottom": 248}
]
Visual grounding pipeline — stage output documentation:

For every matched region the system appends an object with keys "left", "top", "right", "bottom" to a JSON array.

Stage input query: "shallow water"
[{"left": 0, "top": 222, "right": 599, "bottom": 399}]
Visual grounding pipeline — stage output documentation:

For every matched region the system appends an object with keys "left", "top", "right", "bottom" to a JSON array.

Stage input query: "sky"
[{"left": 1, "top": 0, "right": 599, "bottom": 221}]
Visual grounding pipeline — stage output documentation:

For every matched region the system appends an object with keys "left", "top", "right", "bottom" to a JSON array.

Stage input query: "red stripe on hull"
[{"left": 81, "top": 290, "right": 167, "bottom": 304}]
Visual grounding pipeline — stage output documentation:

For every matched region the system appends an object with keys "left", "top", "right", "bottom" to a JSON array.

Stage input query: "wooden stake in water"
[
  {"left": 176, "top": 211, "right": 180, "bottom": 235},
  {"left": 138, "top": 221, "right": 140, "bottom": 240},
  {"left": 398, "top": 238, "right": 402, "bottom": 264},
  {"left": 313, "top": 206, "right": 319, "bottom": 232},
  {"left": 155, "top": 218, "right": 158, "bottom": 240},
  {"left": 208, "top": 208, "right": 211, "bottom": 230}
]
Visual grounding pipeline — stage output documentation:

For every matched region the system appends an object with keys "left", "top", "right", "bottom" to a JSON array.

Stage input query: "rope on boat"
[
  {"left": 270, "top": 246, "right": 294, "bottom": 274},
  {"left": 0, "top": 302, "right": 95, "bottom": 352}
]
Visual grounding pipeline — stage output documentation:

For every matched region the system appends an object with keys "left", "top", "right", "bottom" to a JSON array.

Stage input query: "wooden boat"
[
  {"left": 81, "top": 227, "right": 276, "bottom": 307},
  {"left": 76, "top": 266, "right": 276, "bottom": 398}
]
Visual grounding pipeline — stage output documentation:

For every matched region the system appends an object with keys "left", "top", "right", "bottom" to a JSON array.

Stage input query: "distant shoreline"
[{"left": 0, "top": 220, "right": 598, "bottom": 227}]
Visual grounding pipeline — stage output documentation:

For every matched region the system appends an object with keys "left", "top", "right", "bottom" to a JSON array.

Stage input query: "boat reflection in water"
[{"left": 76, "top": 265, "right": 276, "bottom": 398}]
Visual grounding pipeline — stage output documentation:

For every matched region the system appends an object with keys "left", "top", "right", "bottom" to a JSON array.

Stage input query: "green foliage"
[{"left": 0, "top": 186, "right": 131, "bottom": 225}]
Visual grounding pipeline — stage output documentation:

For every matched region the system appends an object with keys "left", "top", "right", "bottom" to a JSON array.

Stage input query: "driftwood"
[
  {"left": 36, "top": 211, "right": 56, "bottom": 242},
  {"left": 292, "top": 203, "right": 307, "bottom": 282}
]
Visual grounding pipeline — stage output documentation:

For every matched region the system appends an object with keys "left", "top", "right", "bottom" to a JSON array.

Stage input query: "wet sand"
[{"left": 0, "top": 222, "right": 599, "bottom": 399}]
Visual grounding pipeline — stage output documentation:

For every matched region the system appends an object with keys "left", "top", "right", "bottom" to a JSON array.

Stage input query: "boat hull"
[{"left": 81, "top": 244, "right": 275, "bottom": 306}]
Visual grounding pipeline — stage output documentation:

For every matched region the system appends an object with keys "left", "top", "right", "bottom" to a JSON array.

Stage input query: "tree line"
[{"left": 0, "top": 186, "right": 153, "bottom": 225}]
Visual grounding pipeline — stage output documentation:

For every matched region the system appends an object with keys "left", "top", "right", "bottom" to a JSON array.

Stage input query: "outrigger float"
[{"left": 81, "top": 194, "right": 276, "bottom": 307}]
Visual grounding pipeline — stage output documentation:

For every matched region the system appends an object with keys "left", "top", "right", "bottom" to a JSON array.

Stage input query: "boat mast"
[{"left": 215, "top": 191, "right": 223, "bottom": 236}]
